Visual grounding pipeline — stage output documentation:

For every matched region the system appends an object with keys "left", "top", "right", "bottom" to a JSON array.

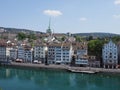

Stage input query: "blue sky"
[{"left": 0, "top": 0, "right": 120, "bottom": 34}]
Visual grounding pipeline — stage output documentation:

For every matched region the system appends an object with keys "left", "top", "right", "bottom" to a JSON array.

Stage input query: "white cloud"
[
  {"left": 114, "top": 0, "right": 120, "bottom": 5},
  {"left": 80, "top": 17, "right": 87, "bottom": 21},
  {"left": 113, "top": 14, "right": 120, "bottom": 19},
  {"left": 43, "top": 10, "right": 62, "bottom": 17}
]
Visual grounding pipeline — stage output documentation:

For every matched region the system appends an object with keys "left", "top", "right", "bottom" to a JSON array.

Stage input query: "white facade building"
[
  {"left": 76, "top": 49, "right": 87, "bottom": 58},
  {"left": 6, "top": 46, "right": 12, "bottom": 60},
  {"left": 75, "top": 50, "right": 88, "bottom": 66},
  {"left": 75, "top": 59, "right": 88, "bottom": 65},
  {"left": 102, "top": 40, "right": 118, "bottom": 68},
  {"left": 48, "top": 43, "right": 73, "bottom": 64},
  {"left": 34, "top": 44, "right": 46, "bottom": 63},
  {"left": 61, "top": 44, "right": 73, "bottom": 64}
]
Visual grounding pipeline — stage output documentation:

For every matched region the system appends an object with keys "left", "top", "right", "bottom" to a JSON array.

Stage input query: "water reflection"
[{"left": 0, "top": 67, "right": 120, "bottom": 90}]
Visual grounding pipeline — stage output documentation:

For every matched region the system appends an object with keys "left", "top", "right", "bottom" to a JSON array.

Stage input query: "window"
[
  {"left": 109, "top": 53, "right": 112, "bottom": 58},
  {"left": 106, "top": 56, "right": 107, "bottom": 58}
]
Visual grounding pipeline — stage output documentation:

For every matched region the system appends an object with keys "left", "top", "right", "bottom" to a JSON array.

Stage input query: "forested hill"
[
  {"left": 0, "top": 27, "right": 119, "bottom": 38},
  {"left": 72, "top": 32, "right": 120, "bottom": 38},
  {"left": 0, "top": 27, "right": 44, "bottom": 34}
]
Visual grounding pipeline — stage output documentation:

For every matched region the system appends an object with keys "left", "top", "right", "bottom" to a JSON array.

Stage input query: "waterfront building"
[
  {"left": 6, "top": 45, "right": 12, "bottom": 60},
  {"left": 72, "top": 42, "right": 88, "bottom": 66},
  {"left": 61, "top": 43, "right": 73, "bottom": 64},
  {"left": 24, "top": 46, "right": 33, "bottom": 63},
  {"left": 47, "top": 44, "right": 56, "bottom": 64},
  {"left": 75, "top": 56, "right": 88, "bottom": 66},
  {"left": 117, "top": 42, "right": 120, "bottom": 64},
  {"left": 50, "top": 43, "right": 61, "bottom": 64},
  {"left": 17, "top": 45, "right": 25, "bottom": 60},
  {"left": 34, "top": 44, "right": 46, "bottom": 63},
  {"left": 10, "top": 48, "right": 17, "bottom": 61},
  {"left": 47, "top": 42, "right": 73, "bottom": 64},
  {"left": 88, "top": 56, "right": 100, "bottom": 67},
  {"left": 0, "top": 40, "right": 7, "bottom": 61},
  {"left": 102, "top": 40, "right": 118, "bottom": 68}
]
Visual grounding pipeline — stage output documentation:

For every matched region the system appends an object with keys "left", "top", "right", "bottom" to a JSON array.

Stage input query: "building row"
[
  {"left": 0, "top": 39, "right": 120, "bottom": 68},
  {"left": 0, "top": 41, "right": 90, "bottom": 65}
]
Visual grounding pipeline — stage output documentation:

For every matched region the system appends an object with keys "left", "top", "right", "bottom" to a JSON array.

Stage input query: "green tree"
[
  {"left": 70, "top": 55, "right": 76, "bottom": 66},
  {"left": 88, "top": 39, "right": 105, "bottom": 60},
  {"left": 28, "top": 34, "right": 37, "bottom": 40},
  {"left": 112, "top": 36, "right": 120, "bottom": 43},
  {"left": 17, "top": 32, "right": 26, "bottom": 40},
  {"left": 74, "top": 36, "right": 82, "bottom": 42},
  {"left": 61, "top": 36, "right": 66, "bottom": 41},
  {"left": 88, "top": 36, "right": 93, "bottom": 41}
]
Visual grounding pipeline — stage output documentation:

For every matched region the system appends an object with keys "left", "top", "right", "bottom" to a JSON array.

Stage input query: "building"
[
  {"left": 6, "top": 45, "right": 12, "bottom": 60},
  {"left": 54, "top": 43, "right": 62, "bottom": 64},
  {"left": 0, "top": 40, "right": 7, "bottom": 61},
  {"left": 117, "top": 42, "right": 120, "bottom": 64},
  {"left": 17, "top": 45, "right": 25, "bottom": 60},
  {"left": 47, "top": 42, "right": 73, "bottom": 64},
  {"left": 61, "top": 43, "right": 73, "bottom": 64},
  {"left": 10, "top": 48, "right": 17, "bottom": 61},
  {"left": 72, "top": 42, "right": 88, "bottom": 66},
  {"left": 75, "top": 55, "right": 88, "bottom": 66},
  {"left": 102, "top": 40, "right": 118, "bottom": 68},
  {"left": 47, "top": 44, "right": 56, "bottom": 64},
  {"left": 24, "top": 46, "right": 33, "bottom": 63},
  {"left": 34, "top": 44, "right": 47, "bottom": 63},
  {"left": 88, "top": 56, "right": 100, "bottom": 67}
]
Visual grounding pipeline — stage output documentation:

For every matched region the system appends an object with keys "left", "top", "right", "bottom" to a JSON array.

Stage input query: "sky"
[{"left": 0, "top": 0, "right": 120, "bottom": 34}]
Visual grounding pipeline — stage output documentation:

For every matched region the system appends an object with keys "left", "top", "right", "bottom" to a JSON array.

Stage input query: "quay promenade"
[{"left": 3, "top": 62, "right": 120, "bottom": 74}]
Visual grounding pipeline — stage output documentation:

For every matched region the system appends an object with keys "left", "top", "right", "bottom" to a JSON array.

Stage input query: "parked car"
[
  {"left": 16, "top": 59, "right": 23, "bottom": 63},
  {"left": 117, "top": 65, "right": 120, "bottom": 68},
  {"left": 33, "top": 60, "right": 41, "bottom": 64}
]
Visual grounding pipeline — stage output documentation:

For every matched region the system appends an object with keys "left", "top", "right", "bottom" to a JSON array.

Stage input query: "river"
[{"left": 0, "top": 67, "right": 120, "bottom": 90}]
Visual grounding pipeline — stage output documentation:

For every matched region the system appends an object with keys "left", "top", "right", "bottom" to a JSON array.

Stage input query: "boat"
[{"left": 68, "top": 69, "right": 96, "bottom": 74}]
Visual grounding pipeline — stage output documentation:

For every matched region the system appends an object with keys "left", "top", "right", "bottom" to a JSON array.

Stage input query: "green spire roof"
[{"left": 46, "top": 18, "right": 52, "bottom": 34}]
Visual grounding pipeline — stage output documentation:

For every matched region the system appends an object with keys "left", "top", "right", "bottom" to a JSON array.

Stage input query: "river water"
[{"left": 0, "top": 67, "right": 120, "bottom": 90}]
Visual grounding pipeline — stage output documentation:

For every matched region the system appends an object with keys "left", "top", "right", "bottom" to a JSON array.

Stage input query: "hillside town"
[{"left": 0, "top": 25, "right": 120, "bottom": 69}]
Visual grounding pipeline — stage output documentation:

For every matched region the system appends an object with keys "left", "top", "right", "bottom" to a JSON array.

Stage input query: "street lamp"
[{"left": 44, "top": 46, "right": 48, "bottom": 65}]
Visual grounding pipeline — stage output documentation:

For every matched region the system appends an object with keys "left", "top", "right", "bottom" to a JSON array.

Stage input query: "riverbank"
[{"left": 3, "top": 62, "right": 120, "bottom": 74}]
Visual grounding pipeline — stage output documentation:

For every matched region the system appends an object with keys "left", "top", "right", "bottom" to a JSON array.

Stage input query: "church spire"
[
  {"left": 48, "top": 17, "right": 51, "bottom": 29},
  {"left": 46, "top": 17, "right": 52, "bottom": 34}
]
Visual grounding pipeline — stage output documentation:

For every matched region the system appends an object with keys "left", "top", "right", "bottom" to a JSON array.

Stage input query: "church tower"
[{"left": 46, "top": 18, "right": 52, "bottom": 35}]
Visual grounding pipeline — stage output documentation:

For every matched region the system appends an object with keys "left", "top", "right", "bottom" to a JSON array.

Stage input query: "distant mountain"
[
  {"left": 72, "top": 32, "right": 120, "bottom": 38},
  {"left": 0, "top": 27, "right": 44, "bottom": 34}
]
